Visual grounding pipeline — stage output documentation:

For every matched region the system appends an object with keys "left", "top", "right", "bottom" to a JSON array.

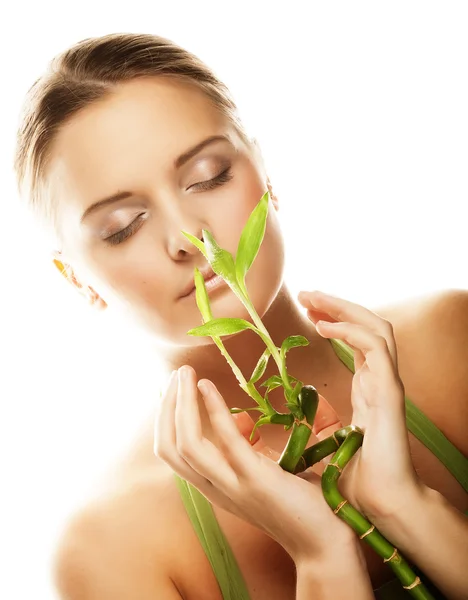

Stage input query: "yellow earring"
[{"left": 53, "top": 258, "right": 66, "bottom": 276}]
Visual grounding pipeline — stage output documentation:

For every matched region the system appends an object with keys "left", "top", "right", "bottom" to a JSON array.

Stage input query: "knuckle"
[
  {"left": 177, "top": 440, "right": 195, "bottom": 459},
  {"left": 375, "top": 334, "right": 388, "bottom": 350},
  {"left": 154, "top": 443, "right": 168, "bottom": 461},
  {"left": 381, "top": 318, "right": 395, "bottom": 337}
]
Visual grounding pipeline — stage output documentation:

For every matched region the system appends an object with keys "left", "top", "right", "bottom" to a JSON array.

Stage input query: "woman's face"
[{"left": 48, "top": 76, "right": 285, "bottom": 345}]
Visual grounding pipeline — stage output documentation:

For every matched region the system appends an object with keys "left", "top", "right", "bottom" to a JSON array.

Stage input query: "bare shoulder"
[
  {"left": 53, "top": 464, "right": 185, "bottom": 599},
  {"left": 374, "top": 288, "right": 468, "bottom": 457}
]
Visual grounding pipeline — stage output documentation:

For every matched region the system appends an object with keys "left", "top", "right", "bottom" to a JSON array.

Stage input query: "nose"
[
  {"left": 175, "top": 231, "right": 204, "bottom": 259},
  {"left": 167, "top": 220, "right": 205, "bottom": 260},
  {"left": 161, "top": 197, "right": 206, "bottom": 260}
]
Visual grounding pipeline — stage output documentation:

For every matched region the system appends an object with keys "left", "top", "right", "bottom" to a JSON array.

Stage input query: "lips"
[{"left": 179, "top": 265, "right": 216, "bottom": 298}]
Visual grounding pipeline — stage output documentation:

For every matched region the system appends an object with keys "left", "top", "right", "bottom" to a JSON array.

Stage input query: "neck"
[
  {"left": 159, "top": 284, "right": 337, "bottom": 413},
  {"left": 106, "top": 284, "right": 350, "bottom": 488}
]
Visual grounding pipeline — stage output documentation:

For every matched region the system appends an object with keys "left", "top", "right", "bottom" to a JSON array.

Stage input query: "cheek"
[
  {"left": 246, "top": 209, "right": 285, "bottom": 311},
  {"left": 212, "top": 163, "right": 268, "bottom": 255},
  {"left": 87, "top": 244, "right": 168, "bottom": 313}
]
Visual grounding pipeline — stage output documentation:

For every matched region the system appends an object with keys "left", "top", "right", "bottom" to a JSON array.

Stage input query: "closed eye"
[
  {"left": 191, "top": 167, "right": 233, "bottom": 191},
  {"left": 104, "top": 213, "right": 146, "bottom": 247}
]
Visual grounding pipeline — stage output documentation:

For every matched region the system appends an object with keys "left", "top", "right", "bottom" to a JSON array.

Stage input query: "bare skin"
[
  {"left": 53, "top": 292, "right": 468, "bottom": 600},
  {"left": 47, "top": 77, "right": 467, "bottom": 598}
]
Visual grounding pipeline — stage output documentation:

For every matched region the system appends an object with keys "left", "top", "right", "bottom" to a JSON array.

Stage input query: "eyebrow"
[{"left": 80, "top": 134, "right": 231, "bottom": 223}]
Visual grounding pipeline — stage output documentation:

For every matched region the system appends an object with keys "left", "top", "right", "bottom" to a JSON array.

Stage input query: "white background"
[{"left": 1, "top": 2, "right": 466, "bottom": 598}]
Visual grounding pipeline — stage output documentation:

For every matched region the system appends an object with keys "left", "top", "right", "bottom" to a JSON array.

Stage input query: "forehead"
[{"left": 47, "top": 77, "right": 233, "bottom": 212}]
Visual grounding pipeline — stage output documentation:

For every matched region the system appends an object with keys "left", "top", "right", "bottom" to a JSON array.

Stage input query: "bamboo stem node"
[
  {"left": 383, "top": 547, "right": 399, "bottom": 563},
  {"left": 359, "top": 524, "right": 375, "bottom": 539},
  {"left": 333, "top": 499, "right": 348, "bottom": 514},
  {"left": 328, "top": 460, "right": 343, "bottom": 473},
  {"left": 403, "top": 576, "right": 422, "bottom": 590}
]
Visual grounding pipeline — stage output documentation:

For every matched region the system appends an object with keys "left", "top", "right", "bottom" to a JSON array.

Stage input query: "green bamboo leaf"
[
  {"left": 249, "top": 415, "right": 271, "bottom": 442},
  {"left": 193, "top": 268, "right": 213, "bottom": 323},
  {"left": 235, "top": 191, "right": 269, "bottom": 286},
  {"left": 290, "top": 381, "right": 304, "bottom": 405},
  {"left": 284, "top": 402, "right": 303, "bottom": 419},
  {"left": 249, "top": 348, "right": 271, "bottom": 384},
  {"left": 202, "top": 230, "right": 238, "bottom": 287},
  {"left": 181, "top": 231, "right": 208, "bottom": 259},
  {"left": 188, "top": 318, "right": 256, "bottom": 337},
  {"left": 280, "top": 335, "right": 310, "bottom": 361},
  {"left": 260, "top": 375, "right": 283, "bottom": 389}
]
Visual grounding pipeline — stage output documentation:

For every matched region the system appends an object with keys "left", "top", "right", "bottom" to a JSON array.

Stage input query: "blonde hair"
[{"left": 14, "top": 32, "right": 250, "bottom": 243}]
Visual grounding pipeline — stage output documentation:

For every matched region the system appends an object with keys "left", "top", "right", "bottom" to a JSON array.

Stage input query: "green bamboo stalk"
[
  {"left": 297, "top": 424, "right": 362, "bottom": 470},
  {"left": 184, "top": 192, "right": 436, "bottom": 598},
  {"left": 278, "top": 422, "right": 312, "bottom": 472},
  {"left": 318, "top": 430, "right": 435, "bottom": 599}
]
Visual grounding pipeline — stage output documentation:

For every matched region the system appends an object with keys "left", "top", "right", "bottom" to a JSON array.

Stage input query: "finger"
[
  {"left": 303, "top": 307, "right": 338, "bottom": 325},
  {"left": 175, "top": 366, "right": 204, "bottom": 442},
  {"left": 298, "top": 290, "right": 398, "bottom": 367},
  {"left": 315, "top": 320, "right": 398, "bottom": 388},
  {"left": 154, "top": 370, "right": 230, "bottom": 500},
  {"left": 198, "top": 379, "right": 263, "bottom": 475},
  {"left": 154, "top": 370, "right": 178, "bottom": 458},
  {"left": 312, "top": 393, "right": 342, "bottom": 440},
  {"left": 304, "top": 306, "right": 366, "bottom": 371},
  {"left": 175, "top": 367, "right": 239, "bottom": 490}
]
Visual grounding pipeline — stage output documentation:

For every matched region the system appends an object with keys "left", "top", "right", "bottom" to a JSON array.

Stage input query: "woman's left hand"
[
  {"left": 297, "top": 290, "right": 425, "bottom": 523},
  {"left": 154, "top": 365, "right": 360, "bottom": 565}
]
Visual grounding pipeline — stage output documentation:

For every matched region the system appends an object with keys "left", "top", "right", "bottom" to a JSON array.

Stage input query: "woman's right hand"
[{"left": 154, "top": 366, "right": 363, "bottom": 566}]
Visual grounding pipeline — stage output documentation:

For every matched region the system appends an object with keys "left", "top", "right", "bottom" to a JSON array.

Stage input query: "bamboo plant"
[{"left": 182, "top": 191, "right": 435, "bottom": 599}]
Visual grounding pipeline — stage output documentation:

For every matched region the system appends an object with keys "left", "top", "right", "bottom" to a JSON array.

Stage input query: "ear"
[{"left": 51, "top": 251, "right": 108, "bottom": 310}]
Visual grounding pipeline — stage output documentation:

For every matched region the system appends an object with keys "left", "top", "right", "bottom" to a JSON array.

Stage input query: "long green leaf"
[
  {"left": 202, "top": 230, "right": 238, "bottom": 287},
  {"left": 181, "top": 231, "right": 208, "bottom": 259},
  {"left": 194, "top": 268, "right": 213, "bottom": 323},
  {"left": 188, "top": 318, "right": 257, "bottom": 337},
  {"left": 235, "top": 191, "right": 269, "bottom": 286}
]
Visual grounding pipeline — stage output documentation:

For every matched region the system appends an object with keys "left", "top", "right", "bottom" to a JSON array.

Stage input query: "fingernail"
[
  {"left": 299, "top": 290, "right": 321, "bottom": 302},
  {"left": 178, "top": 366, "right": 190, "bottom": 381}
]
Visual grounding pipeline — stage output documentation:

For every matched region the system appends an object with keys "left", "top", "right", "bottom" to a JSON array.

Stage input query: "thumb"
[{"left": 232, "top": 411, "right": 281, "bottom": 461}]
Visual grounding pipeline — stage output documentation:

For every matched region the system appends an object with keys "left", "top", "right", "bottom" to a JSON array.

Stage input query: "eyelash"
[
  {"left": 191, "top": 166, "right": 233, "bottom": 191},
  {"left": 105, "top": 213, "right": 146, "bottom": 246},
  {"left": 104, "top": 167, "right": 234, "bottom": 247}
]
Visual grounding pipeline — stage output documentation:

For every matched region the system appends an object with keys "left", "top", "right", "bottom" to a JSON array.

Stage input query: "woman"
[{"left": 14, "top": 33, "right": 467, "bottom": 599}]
